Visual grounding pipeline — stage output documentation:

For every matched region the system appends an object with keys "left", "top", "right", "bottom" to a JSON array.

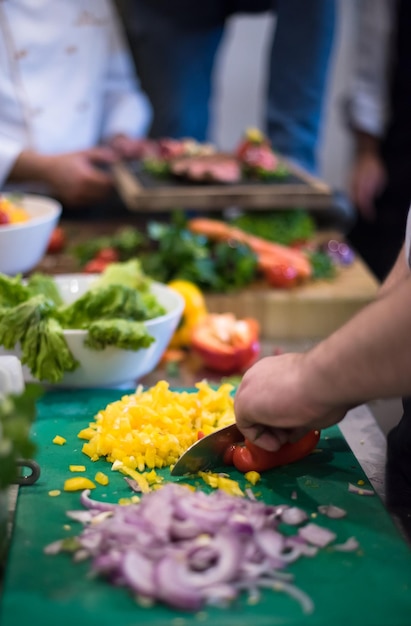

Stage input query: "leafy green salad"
[{"left": 0, "top": 260, "right": 166, "bottom": 384}]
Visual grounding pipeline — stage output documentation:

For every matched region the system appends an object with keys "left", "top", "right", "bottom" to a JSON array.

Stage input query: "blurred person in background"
[
  {"left": 114, "top": 0, "right": 336, "bottom": 174},
  {"left": 347, "top": 0, "right": 411, "bottom": 282},
  {"left": 0, "top": 0, "right": 151, "bottom": 215}
]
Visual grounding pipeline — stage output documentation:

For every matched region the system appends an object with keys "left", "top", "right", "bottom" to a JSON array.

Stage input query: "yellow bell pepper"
[
  {"left": 63, "top": 477, "right": 96, "bottom": 492},
  {"left": 167, "top": 280, "right": 207, "bottom": 348}
]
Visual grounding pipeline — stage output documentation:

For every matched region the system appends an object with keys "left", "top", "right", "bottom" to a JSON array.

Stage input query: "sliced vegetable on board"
[
  {"left": 191, "top": 313, "right": 260, "bottom": 374},
  {"left": 230, "top": 430, "right": 321, "bottom": 473}
]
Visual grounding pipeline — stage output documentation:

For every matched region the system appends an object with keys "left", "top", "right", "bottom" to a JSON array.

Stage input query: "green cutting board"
[{"left": 1, "top": 389, "right": 411, "bottom": 626}]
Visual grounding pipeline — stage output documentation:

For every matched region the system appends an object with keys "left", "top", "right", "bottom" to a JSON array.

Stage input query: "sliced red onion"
[
  {"left": 285, "top": 536, "right": 319, "bottom": 558},
  {"left": 80, "top": 489, "right": 117, "bottom": 511},
  {"left": 122, "top": 550, "right": 156, "bottom": 597},
  {"left": 204, "top": 583, "right": 238, "bottom": 607},
  {"left": 44, "top": 539, "right": 65, "bottom": 555},
  {"left": 66, "top": 510, "right": 94, "bottom": 524},
  {"left": 298, "top": 523, "right": 337, "bottom": 547},
  {"left": 254, "top": 528, "right": 285, "bottom": 560},
  {"left": 50, "top": 484, "right": 358, "bottom": 613},
  {"left": 153, "top": 557, "right": 206, "bottom": 611},
  {"left": 333, "top": 537, "right": 360, "bottom": 552},
  {"left": 245, "top": 487, "right": 257, "bottom": 501},
  {"left": 348, "top": 483, "right": 375, "bottom": 496},
  {"left": 317, "top": 504, "right": 347, "bottom": 519},
  {"left": 280, "top": 506, "right": 308, "bottom": 526},
  {"left": 124, "top": 477, "right": 142, "bottom": 493},
  {"left": 270, "top": 580, "right": 315, "bottom": 615}
]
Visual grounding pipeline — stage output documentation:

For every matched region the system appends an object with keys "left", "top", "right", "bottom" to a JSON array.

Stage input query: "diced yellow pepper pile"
[{"left": 78, "top": 380, "right": 235, "bottom": 473}]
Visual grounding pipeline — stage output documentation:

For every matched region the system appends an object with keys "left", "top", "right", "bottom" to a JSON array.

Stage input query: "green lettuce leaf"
[
  {"left": 0, "top": 274, "right": 31, "bottom": 307},
  {"left": 0, "top": 294, "right": 56, "bottom": 349},
  {"left": 21, "top": 317, "right": 79, "bottom": 383},
  {"left": 84, "top": 319, "right": 155, "bottom": 351},
  {"left": 26, "top": 273, "right": 64, "bottom": 306},
  {"left": 59, "top": 284, "right": 165, "bottom": 329},
  {"left": 94, "top": 259, "right": 151, "bottom": 291}
]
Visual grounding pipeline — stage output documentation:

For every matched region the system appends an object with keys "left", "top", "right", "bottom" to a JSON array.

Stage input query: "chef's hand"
[
  {"left": 108, "top": 133, "right": 146, "bottom": 160},
  {"left": 9, "top": 147, "right": 117, "bottom": 207},
  {"left": 44, "top": 148, "right": 117, "bottom": 207},
  {"left": 234, "top": 353, "right": 350, "bottom": 451}
]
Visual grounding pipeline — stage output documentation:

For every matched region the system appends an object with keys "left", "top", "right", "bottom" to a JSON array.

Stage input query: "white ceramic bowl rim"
[{"left": 0, "top": 195, "right": 61, "bottom": 232}]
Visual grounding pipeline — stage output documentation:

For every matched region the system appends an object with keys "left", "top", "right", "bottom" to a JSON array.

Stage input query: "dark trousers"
[{"left": 385, "top": 397, "right": 411, "bottom": 541}]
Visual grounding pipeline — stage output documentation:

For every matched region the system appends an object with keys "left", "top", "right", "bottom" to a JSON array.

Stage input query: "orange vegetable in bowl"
[{"left": 0, "top": 196, "right": 30, "bottom": 226}]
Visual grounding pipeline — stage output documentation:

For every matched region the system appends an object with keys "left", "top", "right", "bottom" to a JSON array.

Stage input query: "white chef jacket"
[
  {"left": 346, "top": 0, "right": 395, "bottom": 138},
  {"left": 0, "top": 0, "right": 151, "bottom": 187}
]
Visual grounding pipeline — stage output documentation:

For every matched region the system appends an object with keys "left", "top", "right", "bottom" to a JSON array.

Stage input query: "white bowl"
[
  {"left": 0, "top": 194, "right": 62, "bottom": 275},
  {"left": 0, "top": 274, "right": 184, "bottom": 388}
]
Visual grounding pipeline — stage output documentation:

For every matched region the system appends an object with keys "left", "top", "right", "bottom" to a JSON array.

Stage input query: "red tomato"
[
  {"left": 263, "top": 263, "right": 299, "bottom": 289},
  {"left": 222, "top": 443, "right": 237, "bottom": 466},
  {"left": 95, "top": 247, "right": 119, "bottom": 263},
  {"left": 232, "top": 430, "right": 320, "bottom": 473},
  {"left": 0, "top": 210, "right": 11, "bottom": 225},
  {"left": 83, "top": 258, "right": 109, "bottom": 273},
  {"left": 191, "top": 314, "right": 260, "bottom": 374},
  {"left": 47, "top": 226, "right": 66, "bottom": 254}
]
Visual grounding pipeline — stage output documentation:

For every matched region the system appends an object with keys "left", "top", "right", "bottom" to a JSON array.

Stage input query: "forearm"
[
  {"left": 378, "top": 245, "right": 409, "bottom": 298},
  {"left": 306, "top": 275, "right": 411, "bottom": 407},
  {"left": 8, "top": 150, "right": 52, "bottom": 184}
]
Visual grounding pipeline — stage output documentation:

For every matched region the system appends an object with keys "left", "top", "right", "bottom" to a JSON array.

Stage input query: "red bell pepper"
[
  {"left": 231, "top": 430, "right": 320, "bottom": 473},
  {"left": 191, "top": 313, "right": 260, "bottom": 374}
]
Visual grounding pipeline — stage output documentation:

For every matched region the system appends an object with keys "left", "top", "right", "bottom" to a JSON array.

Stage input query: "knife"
[{"left": 170, "top": 423, "right": 244, "bottom": 476}]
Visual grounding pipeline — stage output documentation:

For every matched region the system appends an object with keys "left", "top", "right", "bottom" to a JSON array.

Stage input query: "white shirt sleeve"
[
  {"left": 0, "top": 128, "right": 26, "bottom": 190},
  {"left": 0, "top": 15, "right": 29, "bottom": 189},
  {"left": 99, "top": 1, "right": 152, "bottom": 141},
  {"left": 347, "top": 0, "right": 395, "bottom": 138}
]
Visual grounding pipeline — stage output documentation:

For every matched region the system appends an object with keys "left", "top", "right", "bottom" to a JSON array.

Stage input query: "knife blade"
[{"left": 170, "top": 423, "right": 244, "bottom": 476}]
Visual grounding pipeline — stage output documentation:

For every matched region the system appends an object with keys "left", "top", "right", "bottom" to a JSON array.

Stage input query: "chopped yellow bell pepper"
[
  {"left": 53, "top": 435, "right": 66, "bottom": 445},
  {"left": 79, "top": 380, "right": 235, "bottom": 473},
  {"left": 63, "top": 477, "right": 96, "bottom": 492},
  {"left": 69, "top": 465, "right": 86, "bottom": 472},
  {"left": 244, "top": 471, "right": 261, "bottom": 485},
  {"left": 199, "top": 471, "right": 244, "bottom": 497},
  {"left": 95, "top": 471, "right": 109, "bottom": 486}
]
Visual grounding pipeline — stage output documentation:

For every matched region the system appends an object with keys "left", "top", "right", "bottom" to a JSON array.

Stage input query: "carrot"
[{"left": 188, "top": 217, "right": 312, "bottom": 279}]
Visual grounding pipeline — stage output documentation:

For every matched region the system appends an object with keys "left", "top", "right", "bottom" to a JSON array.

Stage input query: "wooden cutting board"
[
  {"left": 113, "top": 158, "right": 334, "bottom": 212},
  {"left": 205, "top": 258, "right": 379, "bottom": 340},
  {"left": 1, "top": 389, "right": 410, "bottom": 626}
]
